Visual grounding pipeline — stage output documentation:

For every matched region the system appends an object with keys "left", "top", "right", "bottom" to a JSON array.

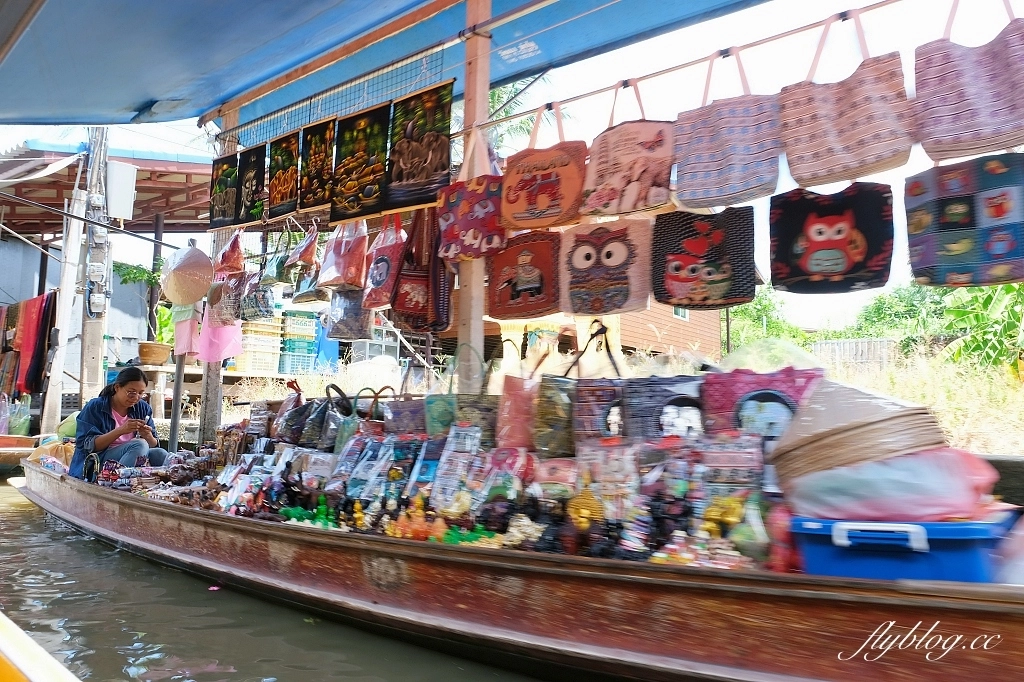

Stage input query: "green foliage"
[
  {"left": 849, "top": 284, "right": 949, "bottom": 339},
  {"left": 113, "top": 259, "right": 162, "bottom": 288},
  {"left": 723, "top": 286, "right": 809, "bottom": 352},
  {"left": 943, "top": 284, "right": 1024, "bottom": 367},
  {"left": 155, "top": 305, "right": 174, "bottom": 345}
]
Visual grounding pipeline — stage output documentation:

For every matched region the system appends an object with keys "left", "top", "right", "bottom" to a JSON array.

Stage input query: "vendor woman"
[{"left": 69, "top": 367, "right": 169, "bottom": 479}]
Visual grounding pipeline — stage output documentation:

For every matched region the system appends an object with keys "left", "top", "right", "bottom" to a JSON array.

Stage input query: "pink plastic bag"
[
  {"left": 785, "top": 447, "right": 998, "bottom": 522},
  {"left": 174, "top": 318, "right": 200, "bottom": 357},
  {"left": 197, "top": 306, "right": 242, "bottom": 363}
]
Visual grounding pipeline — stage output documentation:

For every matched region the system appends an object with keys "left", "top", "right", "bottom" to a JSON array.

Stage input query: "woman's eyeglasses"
[{"left": 122, "top": 389, "right": 148, "bottom": 398}]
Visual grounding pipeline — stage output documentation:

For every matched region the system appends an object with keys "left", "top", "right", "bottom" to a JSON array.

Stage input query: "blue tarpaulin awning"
[{"left": 0, "top": 0, "right": 765, "bottom": 126}]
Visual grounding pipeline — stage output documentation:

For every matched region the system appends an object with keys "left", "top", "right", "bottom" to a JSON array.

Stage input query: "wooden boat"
[
  {"left": 0, "top": 435, "right": 40, "bottom": 477},
  {"left": 0, "top": 609, "right": 79, "bottom": 682},
  {"left": 18, "top": 460, "right": 1024, "bottom": 682}
]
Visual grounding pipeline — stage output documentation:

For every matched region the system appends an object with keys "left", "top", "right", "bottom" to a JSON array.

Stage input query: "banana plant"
[{"left": 943, "top": 284, "right": 1024, "bottom": 369}]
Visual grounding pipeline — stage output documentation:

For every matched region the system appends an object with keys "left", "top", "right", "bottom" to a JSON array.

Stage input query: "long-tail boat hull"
[{"left": 18, "top": 462, "right": 1024, "bottom": 682}]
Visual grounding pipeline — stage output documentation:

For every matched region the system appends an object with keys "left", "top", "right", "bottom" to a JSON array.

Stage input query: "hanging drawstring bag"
[
  {"left": 362, "top": 214, "right": 408, "bottom": 309},
  {"left": 915, "top": 0, "right": 1024, "bottom": 162},
  {"left": 261, "top": 218, "right": 297, "bottom": 285},
  {"left": 778, "top": 10, "right": 913, "bottom": 187},
  {"left": 392, "top": 208, "right": 435, "bottom": 319},
  {"left": 318, "top": 220, "right": 368, "bottom": 289},
  {"left": 559, "top": 218, "right": 652, "bottom": 315},
  {"left": 674, "top": 48, "right": 781, "bottom": 208},
  {"left": 501, "top": 102, "right": 587, "bottom": 230},
  {"left": 770, "top": 182, "right": 894, "bottom": 294},
  {"left": 582, "top": 80, "right": 674, "bottom": 215},
  {"left": 651, "top": 207, "right": 756, "bottom": 309},
  {"left": 213, "top": 227, "right": 246, "bottom": 275},
  {"left": 487, "top": 231, "right": 561, "bottom": 319},
  {"left": 437, "top": 127, "right": 505, "bottom": 262},
  {"left": 324, "top": 287, "right": 373, "bottom": 340},
  {"left": 239, "top": 268, "right": 275, "bottom": 321}
]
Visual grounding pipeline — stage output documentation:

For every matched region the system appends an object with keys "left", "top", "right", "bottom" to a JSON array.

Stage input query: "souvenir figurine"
[
  {"left": 429, "top": 514, "right": 448, "bottom": 542},
  {"left": 352, "top": 500, "right": 365, "bottom": 530}
]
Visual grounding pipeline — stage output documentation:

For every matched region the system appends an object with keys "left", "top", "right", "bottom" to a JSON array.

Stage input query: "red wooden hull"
[{"left": 19, "top": 462, "right": 1024, "bottom": 682}]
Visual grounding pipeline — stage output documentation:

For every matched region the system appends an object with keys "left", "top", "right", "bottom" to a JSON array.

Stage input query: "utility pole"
[{"left": 80, "top": 127, "right": 111, "bottom": 403}]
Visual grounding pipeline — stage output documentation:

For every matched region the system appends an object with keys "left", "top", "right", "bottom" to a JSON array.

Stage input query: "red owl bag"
[
  {"left": 559, "top": 219, "right": 652, "bottom": 315},
  {"left": 501, "top": 103, "right": 587, "bottom": 230},
  {"left": 769, "top": 183, "right": 893, "bottom": 294},
  {"left": 652, "top": 208, "right": 756, "bottom": 310},
  {"left": 362, "top": 213, "right": 407, "bottom": 309},
  {"left": 437, "top": 128, "right": 505, "bottom": 262}
]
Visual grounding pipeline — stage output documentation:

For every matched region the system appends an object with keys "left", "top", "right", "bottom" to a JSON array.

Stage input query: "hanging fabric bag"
[
  {"left": 312, "top": 384, "right": 356, "bottom": 451},
  {"left": 915, "top": 0, "right": 1024, "bottom": 162},
  {"left": 285, "top": 216, "right": 321, "bottom": 270},
  {"left": 573, "top": 322, "right": 626, "bottom": 440},
  {"left": 651, "top": 207, "right": 756, "bottom": 309},
  {"left": 501, "top": 103, "right": 587, "bottom": 230},
  {"left": 424, "top": 344, "right": 489, "bottom": 439},
  {"left": 559, "top": 218, "right": 652, "bottom": 315},
  {"left": 581, "top": 80, "right": 674, "bottom": 216},
  {"left": 362, "top": 213, "right": 407, "bottom": 309},
  {"left": 437, "top": 128, "right": 505, "bottom": 262},
  {"left": 621, "top": 374, "right": 704, "bottom": 441},
  {"left": 674, "top": 48, "right": 781, "bottom": 208},
  {"left": 905, "top": 152, "right": 1024, "bottom": 287},
  {"left": 384, "top": 362, "right": 428, "bottom": 434},
  {"left": 392, "top": 209, "right": 434, "bottom": 317},
  {"left": 778, "top": 10, "right": 913, "bottom": 187},
  {"left": 487, "top": 231, "right": 560, "bottom": 319},
  {"left": 770, "top": 182, "right": 894, "bottom": 294},
  {"left": 354, "top": 386, "right": 395, "bottom": 436},
  {"left": 494, "top": 346, "right": 549, "bottom": 450},
  {"left": 318, "top": 220, "right": 368, "bottom": 289}
]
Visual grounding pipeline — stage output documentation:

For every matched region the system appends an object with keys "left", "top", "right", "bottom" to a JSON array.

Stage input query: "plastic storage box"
[
  {"left": 233, "top": 350, "right": 281, "bottom": 375},
  {"left": 279, "top": 351, "right": 315, "bottom": 375},
  {"left": 791, "top": 513, "right": 1018, "bottom": 583}
]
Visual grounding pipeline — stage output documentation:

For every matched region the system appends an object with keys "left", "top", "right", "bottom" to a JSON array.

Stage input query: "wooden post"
[
  {"left": 198, "top": 113, "right": 237, "bottom": 445},
  {"left": 147, "top": 213, "right": 164, "bottom": 341},
  {"left": 456, "top": 0, "right": 490, "bottom": 392}
]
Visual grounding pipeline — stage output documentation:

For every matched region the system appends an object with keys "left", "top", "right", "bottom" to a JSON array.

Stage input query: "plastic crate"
[
  {"left": 241, "top": 333, "right": 282, "bottom": 352},
  {"left": 282, "top": 338, "right": 317, "bottom": 354},
  {"left": 279, "top": 351, "right": 316, "bottom": 375},
  {"left": 283, "top": 317, "right": 317, "bottom": 335},
  {"left": 233, "top": 350, "right": 281, "bottom": 375},
  {"left": 241, "top": 320, "right": 283, "bottom": 337},
  {"left": 791, "top": 513, "right": 1019, "bottom": 583}
]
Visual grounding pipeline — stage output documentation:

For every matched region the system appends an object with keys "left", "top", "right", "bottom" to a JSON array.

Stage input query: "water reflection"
[{"left": 0, "top": 484, "right": 537, "bottom": 682}]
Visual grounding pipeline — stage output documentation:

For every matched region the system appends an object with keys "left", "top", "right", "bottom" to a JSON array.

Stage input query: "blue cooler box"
[{"left": 791, "top": 513, "right": 1018, "bottom": 583}]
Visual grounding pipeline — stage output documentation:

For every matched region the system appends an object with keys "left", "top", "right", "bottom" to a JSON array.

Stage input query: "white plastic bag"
[
  {"left": 0, "top": 393, "right": 9, "bottom": 435},
  {"left": 785, "top": 447, "right": 998, "bottom": 522}
]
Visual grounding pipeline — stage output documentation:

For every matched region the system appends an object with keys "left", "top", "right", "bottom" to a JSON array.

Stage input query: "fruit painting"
[
  {"left": 209, "top": 154, "right": 238, "bottom": 228},
  {"left": 235, "top": 144, "right": 267, "bottom": 225},
  {"left": 268, "top": 133, "right": 299, "bottom": 218},
  {"left": 300, "top": 119, "right": 336, "bottom": 210},
  {"left": 332, "top": 103, "right": 391, "bottom": 221},
  {"left": 386, "top": 81, "right": 454, "bottom": 210}
]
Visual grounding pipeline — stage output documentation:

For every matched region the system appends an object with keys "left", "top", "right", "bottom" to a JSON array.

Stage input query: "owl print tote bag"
[
  {"left": 560, "top": 219, "right": 652, "bottom": 315},
  {"left": 915, "top": 0, "right": 1024, "bottom": 162},
  {"left": 778, "top": 10, "right": 913, "bottom": 187},
  {"left": 674, "top": 48, "right": 781, "bottom": 208},
  {"left": 652, "top": 207, "right": 756, "bottom": 310},
  {"left": 582, "top": 81, "right": 674, "bottom": 216},
  {"left": 770, "top": 182, "right": 893, "bottom": 294}
]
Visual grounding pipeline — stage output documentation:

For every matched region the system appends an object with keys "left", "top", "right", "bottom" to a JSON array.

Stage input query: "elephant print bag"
[
  {"left": 501, "top": 103, "right": 587, "bottom": 230},
  {"left": 488, "top": 232, "right": 560, "bottom": 319},
  {"left": 770, "top": 182, "right": 893, "bottom": 294},
  {"left": 582, "top": 81, "right": 674, "bottom": 215},
  {"left": 652, "top": 207, "right": 756, "bottom": 310},
  {"left": 362, "top": 213, "right": 408, "bottom": 309},
  {"left": 437, "top": 129, "right": 505, "bottom": 262},
  {"left": 560, "top": 219, "right": 652, "bottom": 315}
]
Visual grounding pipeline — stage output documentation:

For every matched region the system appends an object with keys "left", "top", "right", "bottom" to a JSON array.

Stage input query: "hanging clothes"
[
  {"left": 0, "top": 351, "right": 17, "bottom": 396},
  {"left": 14, "top": 294, "right": 47, "bottom": 394},
  {"left": 24, "top": 292, "right": 56, "bottom": 393}
]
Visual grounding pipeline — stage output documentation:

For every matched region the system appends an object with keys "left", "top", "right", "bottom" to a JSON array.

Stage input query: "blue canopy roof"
[{"left": 0, "top": 0, "right": 765, "bottom": 126}]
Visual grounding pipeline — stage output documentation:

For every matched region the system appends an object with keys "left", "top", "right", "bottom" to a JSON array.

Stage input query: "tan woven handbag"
[
  {"left": 915, "top": 0, "right": 1024, "bottom": 162},
  {"left": 778, "top": 10, "right": 912, "bottom": 187}
]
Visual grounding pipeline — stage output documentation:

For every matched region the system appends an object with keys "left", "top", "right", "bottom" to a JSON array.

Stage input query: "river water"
[{"left": 0, "top": 483, "right": 538, "bottom": 682}]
